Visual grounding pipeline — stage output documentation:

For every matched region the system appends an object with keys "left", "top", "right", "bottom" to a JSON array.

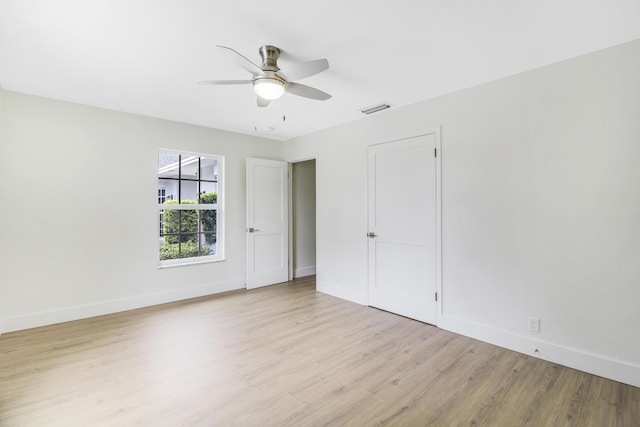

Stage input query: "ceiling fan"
[{"left": 199, "top": 45, "right": 331, "bottom": 107}]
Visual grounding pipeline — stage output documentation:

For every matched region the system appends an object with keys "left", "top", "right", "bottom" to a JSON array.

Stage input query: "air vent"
[{"left": 360, "top": 103, "right": 391, "bottom": 115}]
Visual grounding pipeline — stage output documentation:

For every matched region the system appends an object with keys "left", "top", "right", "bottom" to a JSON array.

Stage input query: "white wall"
[
  {"left": 284, "top": 39, "right": 640, "bottom": 387},
  {"left": 292, "top": 160, "right": 316, "bottom": 277},
  {"left": 0, "top": 89, "right": 283, "bottom": 332}
]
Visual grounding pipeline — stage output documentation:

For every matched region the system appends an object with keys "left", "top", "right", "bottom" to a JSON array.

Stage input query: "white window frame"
[{"left": 157, "top": 149, "right": 224, "bottom": 267}]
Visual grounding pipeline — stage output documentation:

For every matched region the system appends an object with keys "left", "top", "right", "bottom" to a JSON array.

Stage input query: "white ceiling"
[{"left": 1, "top": 1, "right": 639, "bottom": 141}]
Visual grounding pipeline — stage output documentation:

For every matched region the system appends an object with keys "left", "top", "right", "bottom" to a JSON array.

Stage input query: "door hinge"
[
  {"left": 435, "top": 292, "right": 438, "bottom": 302},
  {"left": 434, "top": 148, "right": 437, "bottom": 157}
]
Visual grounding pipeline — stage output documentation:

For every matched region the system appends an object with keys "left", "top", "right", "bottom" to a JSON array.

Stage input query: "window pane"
[
  {"left": 200, "top": 157, "right": 218, "bottom": 181},
  {"left": 200, "top": 182, "right": 217, "bottom": 203},
  {"left": 159, "top": 209, "right": 175, "bottom": 260},
  {"left": 179, "top": 210, "right": 199, "bottom": 236},
  {"left": 158, "top": 179, "right": 178, "bottom": 203},
  {"left": 199, "top": 233, "right": 216, "bottom": 256},
  {"left": 200, "top": 210, "right": 217, "bottom": 254},
  {"left": 178, "top": 237, "right": 200, "bottom": 259},
  {"left": 158, "top": 152, "right": 181, "bottom": 179},
  {"left": 200, "top": 210, "right": 217, "bottom": 233},
  {"left": 180, "top": 156, "right": 199, "bottom": 179},
  {"left": 180, "top": 180, "right": 198, "bottom": 203},
  {"left": 160, "top": 209, "right": 180, "bottom": 239}
]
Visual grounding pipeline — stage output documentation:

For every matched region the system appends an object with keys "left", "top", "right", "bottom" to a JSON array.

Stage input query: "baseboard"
[
  {"left": 438, "top": 314, "right": 640, "bottom": 389},
  {"left": 294, "top": 265, "right": 316, "bottom": 278},
  {"left": 316, "top": 280, "right": 368, "bottom": 306},
  {"left": 0, "top": 278, "right": 245, "bottom": 334}
]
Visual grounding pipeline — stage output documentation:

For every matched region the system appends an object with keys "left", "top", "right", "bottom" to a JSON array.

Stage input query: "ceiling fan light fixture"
[{"left": 253, "top": 77, "right": 285, "bottom": 100}]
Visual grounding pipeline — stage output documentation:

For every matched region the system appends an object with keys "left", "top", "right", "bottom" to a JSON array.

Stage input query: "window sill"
[{"left": 157, "top": 257, "right": 225, "bottom": 269}]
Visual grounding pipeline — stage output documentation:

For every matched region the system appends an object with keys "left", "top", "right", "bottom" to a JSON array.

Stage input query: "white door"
[
  {"left": 368, "top": 133, "right": 439, "bottom": 324},
  {"left": 246, "top": 158, "right": 289, "bottom": 289}
]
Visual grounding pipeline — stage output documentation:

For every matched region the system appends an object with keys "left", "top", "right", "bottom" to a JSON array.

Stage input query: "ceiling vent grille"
[{"left": 360, "top": 103, "right": 391, "bottom": 115}]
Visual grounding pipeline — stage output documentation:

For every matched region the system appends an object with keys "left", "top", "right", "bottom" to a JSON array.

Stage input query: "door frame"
[
  {"left": 287, "top": 156, "right": 318, "bottom": 281},
  {"left": 367, "top": 127, "right": 443, "bottom": 323}
]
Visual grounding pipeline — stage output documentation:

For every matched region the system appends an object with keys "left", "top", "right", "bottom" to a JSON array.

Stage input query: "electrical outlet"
[{"left": 528, "top": 317, "right": 540, "bottom": 333}]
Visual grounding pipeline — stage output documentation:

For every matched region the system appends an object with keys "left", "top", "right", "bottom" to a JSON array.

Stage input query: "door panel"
[
  {"left": 246, "top": 158, "right": 288, "bottom": 289},
  {"left": 368, "top": 133, "right": 438, "bottom": 324},
  {"left": 254, "top": 234, "right": 285, "bottom": 271},
  {"left": 253, "top": 165, "right": 285, "bottom": 225},
  {"left": 376, "top": 242, "right": 429, "bottom": 297}
]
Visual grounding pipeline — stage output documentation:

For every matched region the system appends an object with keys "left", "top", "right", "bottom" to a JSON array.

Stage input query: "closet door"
[{"left": 368, "top": 133, "right": 438, "bottom": 324}]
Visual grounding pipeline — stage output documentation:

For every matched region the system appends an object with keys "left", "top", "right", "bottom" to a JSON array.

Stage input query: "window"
[{"left": 158, "top": 150, "right": 223, "bottom": 265}]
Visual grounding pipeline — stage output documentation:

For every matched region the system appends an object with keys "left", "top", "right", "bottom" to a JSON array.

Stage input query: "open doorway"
[{"left": 290, "top": 159, "right": 316, "bottom": 280}]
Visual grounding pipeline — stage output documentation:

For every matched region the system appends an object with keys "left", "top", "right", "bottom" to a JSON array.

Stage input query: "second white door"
[
  {"left": 368, "top": 132, "right": 439, "bottom": 324},
  {"left": 246, "top": 158, "right": 289, "bottom": 289}
]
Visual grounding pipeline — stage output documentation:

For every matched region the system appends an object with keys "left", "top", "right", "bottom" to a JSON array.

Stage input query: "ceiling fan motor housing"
[{"left": 259, "top": 45, "right": 281, "bottom": 71}]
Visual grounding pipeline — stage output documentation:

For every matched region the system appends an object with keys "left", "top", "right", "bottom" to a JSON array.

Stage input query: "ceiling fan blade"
[
  {"left": 216, "top": 45, "right": 265, "bottom": 77},
  {"left": 279, "top": 59, "right": 329, "bottom": 81},
  {"left": 257, "top": 96, "right": 271, "bottom": 108},
  {"left": 286, "top": 82, "right": 332, "bottom": 101},
  {"left": 198, "top": 80, "right": 251, "bottom": 85}
]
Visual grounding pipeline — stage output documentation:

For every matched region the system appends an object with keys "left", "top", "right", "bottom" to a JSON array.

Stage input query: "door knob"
[
  {"left": 248, "top": 227, "right": 260, "bottom": 233},
  {"left": 367, "top": 232, "right": 377, "bottom": 238}
]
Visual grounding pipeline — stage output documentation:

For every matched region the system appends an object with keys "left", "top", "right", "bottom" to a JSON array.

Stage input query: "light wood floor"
[{"left": 1, "top": 276, "right": 638, "bottom": 426}]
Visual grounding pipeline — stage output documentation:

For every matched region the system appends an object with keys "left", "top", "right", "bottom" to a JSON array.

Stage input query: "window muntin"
[{"left": 158, "top": 151, "right": 223, "bottom": 265}]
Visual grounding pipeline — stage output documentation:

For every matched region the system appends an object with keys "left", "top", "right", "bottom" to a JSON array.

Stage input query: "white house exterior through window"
[{"left": 158, "top": 150, "right": 224, "bottom": 266}]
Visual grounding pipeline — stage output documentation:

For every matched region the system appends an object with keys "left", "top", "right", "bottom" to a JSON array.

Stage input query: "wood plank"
[{"left": 1, "top": 276, "right": 638, "bottom": 426}]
